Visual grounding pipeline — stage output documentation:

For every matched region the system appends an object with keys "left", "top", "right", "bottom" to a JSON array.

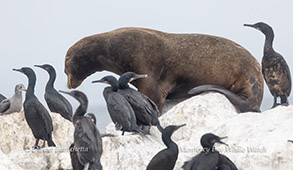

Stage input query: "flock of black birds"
[{"left": 0, "top": 21, "right": 292, "bottom": 170}]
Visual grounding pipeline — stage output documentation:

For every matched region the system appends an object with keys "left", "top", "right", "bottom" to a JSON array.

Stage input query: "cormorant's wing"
[
  {"left": 106, "top": 93, "right": 134, "bottom": 129},
  {"left": 146, "top": 149, "right": 169, "bottom": 170},
  {"left": 218, "top": 154, "right": 238, "bottom": 170},
  {"left": 278, "top": 54, "right": 292, "bottom": 96},
  {"left": 0, "top": 99, "right": 10, "bottom": 113},
  {"left": 36, "top": 99, "right": 54, "bottom": 134},
  {"left": 74, "top": 117, "right": 102, "bottom": 165},
  {"left": 45, "top": 90, "right": 73, "bottom": 120},
  {"left": 69, "top": 143, "right": 84, "bottom": 170},
  {"left": 182, "top": 152, "right": 219, "bottom": 170}
]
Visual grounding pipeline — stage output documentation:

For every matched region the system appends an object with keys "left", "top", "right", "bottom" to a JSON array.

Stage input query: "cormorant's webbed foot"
[
  {"left": 32, "top": 145, "right": 40, "bottom": 149},
  {"left": 33, "top": 139, "right": 40, "bottom": 149}
]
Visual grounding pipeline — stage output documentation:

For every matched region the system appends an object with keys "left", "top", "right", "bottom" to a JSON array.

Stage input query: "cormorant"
[
  {"left": 244, "top": 22, "right": 291, "bottom": 108},
  {"left": 13, "top": 67, "right": 55, "bottom": 148},
  {"left": 59, "top": 90, "right": 103, "bottom": 170},
  {"left": 92, "top": 76, "right": 147, "bottom": 135},
  {"left": 288, "top": 140, "right": 293, "bottom": 143},
  {"left": 118, "top": 72, "right": 163, "bottom": 132},
  {"left": 0, "top": 84, "right": 26, "bottom": 115},
  {"left": 182, "top": 133, "right": 237, "bottom": 170},
  {"left": 35, "top": 64, "right": 73, "bottom": 121},
  {"left": 146, "top": 124, "right": 186, "bottom": 170},
  {"left": 0, "top": 94, "right": 6, "bottom": 102}
]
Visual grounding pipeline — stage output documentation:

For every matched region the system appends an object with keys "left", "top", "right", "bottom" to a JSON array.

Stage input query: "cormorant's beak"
[
  {"left": 12, "top": 68, "right": 23, "bottom": 73},
  {"left": 59, "top": 90, "right": 71, "bottom": 96},
  {"left": 174, "top": 124, "right": 186, "bottom": 131},
  {"left": 130, "top": 74, "right": 148, "bottom": 82},
  {"left": 216, "top": 136, "right": 228, "bottom": 146},
  {"left": 34, "top": 65, "right": 45, "bottom": 69},
  {"left": 92, "top": 79, "right": 107, "bottom": 84},
  {"left": 243, "top": 24, "right": 259, "bottom": 30}
]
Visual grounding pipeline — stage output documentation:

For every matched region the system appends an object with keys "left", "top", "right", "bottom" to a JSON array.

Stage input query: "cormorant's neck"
[
  {"left": 119, "top": 83, "right": 129, "bottom": 89},
  {"left": 46, "top": 70, "right": 56, "bottom": 90},
  {"left": 26, "top": 75, "right": 36, "bottom": 94},
  {"left": 263, "top": 30, "right": 275, "bottom": 54},
  {"left": 162, "top": 134, "right": 178, "bottom": 151},
  {"left": 73, "top": 100, "right": 88, "bottom": 123}
]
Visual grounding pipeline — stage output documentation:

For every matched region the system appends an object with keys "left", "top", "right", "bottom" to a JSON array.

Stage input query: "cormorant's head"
[
  {"left": 15, "top": 84, "right": 26, "bottom": 93},
  {"left": 162, "top": 124, "right": 186, "bottom": 142},
  {"left": 59, "top": 90, "right": 88, "bottom": 106},
  {"left": 118, "top": 72, "right": 148, "bottom": 89},
  {"left": 86, "top": 113, "right": 97, "bottom": 125},
  {"left": 200, "top": 133, "right": 228, "bottom": 150},
  {"left": 34, "top": 64, "right": 55, "bottom": 74},
  {"left": 92, "top": 75, "right": 119, "bottom": 91},
  {"left": 244, "top": 22, "right": 274, "bottom": 38},
  {"left": 13, "top": 67, "right": 36, "bottom": 78}
]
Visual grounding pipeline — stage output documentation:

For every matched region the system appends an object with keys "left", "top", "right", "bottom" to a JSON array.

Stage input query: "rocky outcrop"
[
  {"left": 1, "top": 93, "right": 293, "bottom": 170},
  {"left": 0, "top": 111, "right": 73, "bottom": 170}
]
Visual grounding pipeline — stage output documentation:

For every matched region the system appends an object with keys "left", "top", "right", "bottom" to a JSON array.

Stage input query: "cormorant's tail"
[
  {"left": 134, "top": 125, "right": 150, "bottom": 135},
  {"left": 188, "top": 85, "right": 260, "bottom": 113},
  {"left": 288, "top": 140, "right": 293, "bottom": 143},
  {"left": 47, "top": 137, "right": 56, "bottom": 147}
]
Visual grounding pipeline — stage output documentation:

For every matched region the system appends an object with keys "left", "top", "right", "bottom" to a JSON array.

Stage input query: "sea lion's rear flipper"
[{"left": 188, "top": 85, "right": 260, "bottom": 113}]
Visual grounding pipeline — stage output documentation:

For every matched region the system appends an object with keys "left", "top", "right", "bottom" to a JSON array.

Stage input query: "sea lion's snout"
[{"left": 67, "top": 74, "right": 83, "bottom": 89}]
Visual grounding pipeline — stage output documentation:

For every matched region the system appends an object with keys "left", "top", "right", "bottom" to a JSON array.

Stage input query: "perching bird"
[
  {"left": 13, "top": 67, "right": 55, "bottom": 148},
  {"left": 0, "top": 94, "right": 6, "bottom": 102},
  {"left": 60, "top": 90, "right": 103, "bottom": 170},
  {"left": 182, "top": 133, "right": 237, "bottom": 170},
  {"left": 35, "top": 64, "right": 73, "bottom": 121},
  {"left": 0, "top": 84, "right": 26, "bottom": 115},
  {"left": 146, "top": 124, "right": 186, "bottom": 170},
  {"left": 118, "top": 72, "right": 163, "bottom": 132},
  {"left": 92, "top": 75, "right": 147, "bottom": 135},
  {"left": 244, "top": 22, "right": 291, "bottom": 108}
]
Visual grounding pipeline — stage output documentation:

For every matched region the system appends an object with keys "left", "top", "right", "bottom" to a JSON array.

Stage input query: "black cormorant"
[
  {"left": 0, "top": 84, "right": 26, "bottom": 115},
  {"left": 13, "top": 67, "right": 55, "bottom": 148},
  {"left": 35, "top": 64, "right": 73, "bottom": 121},
  {"left": 244, "top": 22, "right": 291, "bottom": 108},
  {"left": 146, "top": 124, "right": 185, "bottom": 170},
  {"left": 0, "top": 94, "right": 6, "bottom": 102},
  {"left": 92, "top": 76, "right": 147, "bottom": 135},
  {"left": 182, "top": 133, "right": 237, "bottom": 170},
  {"left": 59, "top": 90, "right": 103, "bottom": 170},
  {"left": 118, "top": 72, "right": 163, "bottom": 132}
]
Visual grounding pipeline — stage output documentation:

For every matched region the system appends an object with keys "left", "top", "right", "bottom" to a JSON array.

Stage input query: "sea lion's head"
[{"left": 65, "top": 36, "right": 105, "bottom": 89}]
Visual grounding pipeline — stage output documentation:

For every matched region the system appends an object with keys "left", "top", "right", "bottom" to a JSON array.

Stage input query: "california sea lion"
[{"left": 64, "top": 27, "right": 264, "bottom": 113}]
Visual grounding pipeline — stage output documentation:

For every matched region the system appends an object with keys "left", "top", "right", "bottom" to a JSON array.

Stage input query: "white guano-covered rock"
[
  {"left": 101, "top": 92, "right": 293, "bottom": 170},
  {"left": 1, "top": 93, "right": 293, "bottom": 170}
]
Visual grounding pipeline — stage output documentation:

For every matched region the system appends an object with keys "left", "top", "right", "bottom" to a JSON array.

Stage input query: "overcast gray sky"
[{"left": 1, "top": 1, "right": 292, "bottom": 131}]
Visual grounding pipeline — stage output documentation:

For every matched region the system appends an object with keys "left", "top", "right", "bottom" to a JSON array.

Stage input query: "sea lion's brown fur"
[{"left": 64, "top": 27, "right": 264, "bottom": 113}]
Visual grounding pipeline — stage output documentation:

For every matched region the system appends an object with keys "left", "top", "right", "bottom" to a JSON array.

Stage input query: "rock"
[
  {"left": 0, "top": 111, "right": 73, "bottom": 170},
  {"left": 101, "top": 92, "right": 293, "bottom": 170},
  {"left": 0, "top": 149, "right": 22, "bottom": 170},
  {"left": 2, "top": 93, "right": 293, "bottom": 169}
]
